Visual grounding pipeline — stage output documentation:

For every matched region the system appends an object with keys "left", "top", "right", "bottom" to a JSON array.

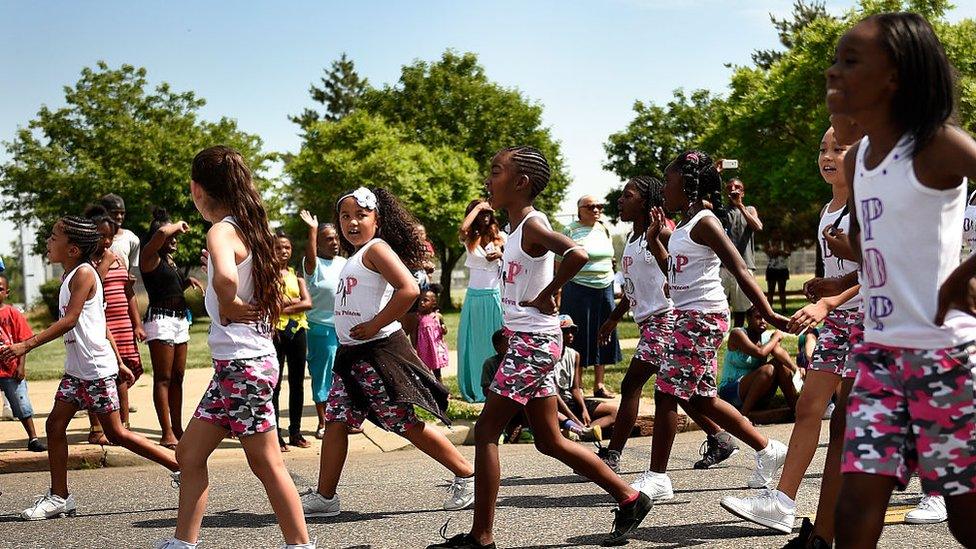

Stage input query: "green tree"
[
  {"left": 0, "top": 62, "right": 269, "bottom": 269},
  {"left": 605, "top": 1, "right": 975, "bottom": 246},
  {"left": 282, "top": 111, "right": 481, "bottom": 307},
  {"left": 359, "top": 50, "right": 570, "bottom": 214},
  {"left": 290, "top": 52, "right": 369, "bottom": 130},
  {"left": 752, "top": 1, "right": 834, "bottom": 69}
]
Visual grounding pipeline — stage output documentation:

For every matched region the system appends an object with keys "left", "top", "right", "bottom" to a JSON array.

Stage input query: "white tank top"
[
  {"left": 333, "top": 239, "right": 403, "bottom": 345},
  {"left": 818, "top": 203, "right": 862, "bottom": 311},
  {"left": 60, "top": 263, "right": 118, "bottom": 380},
  {"left": 854, "top": 135, "right": 976, "bottom": 349},
  {"left": 205, "top": 217, "right": 276, "bottom": 360},
  {"left": 621, "top": 234, "right": 672, "bottom": 323},
  {"left": 963, "top": 189, "right": 976, "bottom": 257},
  {"left": 464, "top": 235, "right": 505, "bottom": 291},
  {"left": 501, "top": 211, "right": 559, "bottom": 333},
  {"left": 667, "top": 209, "right": 728, "bottom": 312}
]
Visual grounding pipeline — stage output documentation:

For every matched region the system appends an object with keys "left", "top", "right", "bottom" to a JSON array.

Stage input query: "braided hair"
[
  {"left": 499, "top": 146, "right": 550, "bottom": 198},
  {"left": 630, "top": 175, "right": 665, "bottom": 218},
  {"left": 666, "top": 150, "right": 723, "bottom": 212},
  {"left": 60, "top": 215, "right": 101, "bottom": 262}
]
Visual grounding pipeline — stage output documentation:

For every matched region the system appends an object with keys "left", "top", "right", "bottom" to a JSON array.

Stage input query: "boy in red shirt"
[{"left": 0, "top": 276, "right": 46, "bottom": 452}]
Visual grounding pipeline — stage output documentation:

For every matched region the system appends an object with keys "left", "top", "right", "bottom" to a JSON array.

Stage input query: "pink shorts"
[
  {"left": 809, "top": 308, "right": 863, "bottom": 379},
  {"left": 193, "top": 355, "right": 279, "bottom": 437},
  {"left": 842, "top": 341, "right": 976, "bottom": 496},
  {"left": 490, "top": 330, "right": 563, "bottom": 405},
  {"left": 324, "top": 360, "right": 422, "bottom": 434},
  {"left": 56, "top": 375, "right": 120, "bottom": 415},
  {"left": 655, "top": 310, "right": 728, "bottom": 401},
  {"left": 633, "top": 311, "right": 674, "bottom": 365}
]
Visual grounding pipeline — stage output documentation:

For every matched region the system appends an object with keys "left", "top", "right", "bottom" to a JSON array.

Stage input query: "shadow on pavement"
[
  {"left": 561, "top": 519, "right": 785, "bottom": 547},
  {"left": 500, "top": 474, "right": 590, "bottom": 487}
]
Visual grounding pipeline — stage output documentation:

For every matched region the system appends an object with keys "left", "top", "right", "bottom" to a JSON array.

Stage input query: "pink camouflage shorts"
[
  {"left": 490, "top": 330, "right": 563, "bottom": 405},
  {"left": 842, "top": 341, "right": 976, "bottom": 496},
  {"left": 656, "top": 309, "right": 729, "bottom": 401},
  {"left": 324, "top": 359, "right": 422, "bottom": 434},
  {"left": 193, "top": 355, "right": 279, "bottom": 437},
  {"left": 633, "top": 311, "right": 675, "bottom": 365},
  {"left": 56, "top": 374, "right": 120, "bottom": 415},
  {"left": 809, "top": 308, "right": 863, "bottom": 379}
]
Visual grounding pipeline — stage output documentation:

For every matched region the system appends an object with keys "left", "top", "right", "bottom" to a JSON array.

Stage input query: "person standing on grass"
[
  {"left": 299, "top": 210, "right": 346, "bottom": 441},
  {"left": 0, "top": 275, "right": 46, "bottom": 452},
  {"left": 718, "top": 178, "right": 762, "bottom": 328},
  {"left": 99, "top": 194, "right": 141, "bottom": 277},
  {"left": 558, "top": 194, "right": 622, "bottom": 399}
]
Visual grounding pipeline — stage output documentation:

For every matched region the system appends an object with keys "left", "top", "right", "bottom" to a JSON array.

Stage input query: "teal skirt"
[{"left": 457, "top": 287, "right": 503, "bottom": 402}]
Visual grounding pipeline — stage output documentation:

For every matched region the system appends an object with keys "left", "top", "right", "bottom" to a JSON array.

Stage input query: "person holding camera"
[{"left": 719, "top": 177, "right": 763, "bottom": 328}]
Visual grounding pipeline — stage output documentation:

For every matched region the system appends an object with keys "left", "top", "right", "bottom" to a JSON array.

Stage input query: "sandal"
[
  {"left": 592, "top": 387, "right": 615, "bottom": 399},
  {"left": 279, "top": 439, "right": 290, "bottom": 453},
  {"left": 88, "top": 428, "right": 110, "bottom": 446},
  {"left": 314, "top": 426, "right": 326, "bottom": 440},
  {"left": 289, "top": 434, "right": 312, "bottom": 449},
  {"left": 161, "top": 441, "right": 178, "bottom": 450}
]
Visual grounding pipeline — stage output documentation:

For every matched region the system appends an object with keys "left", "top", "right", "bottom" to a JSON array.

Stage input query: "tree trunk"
[{"left": 438, "top": 244, "right": 462, "bottom": 312}]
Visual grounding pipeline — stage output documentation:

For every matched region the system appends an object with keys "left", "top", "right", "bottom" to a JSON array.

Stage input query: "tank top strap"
[
  {"left": 967, "top": 186, "right": 976, "bottom": 206},
  {"left": 353, "top": 239, "right": 384, "bottom": 268}
]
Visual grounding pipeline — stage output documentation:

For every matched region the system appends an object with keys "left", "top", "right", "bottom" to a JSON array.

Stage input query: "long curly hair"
[
  {"left": 666, "top": 150, "right": 723, "bottom": 212},
  {"left": 461, "top": 198, "right": 502, "bottom": 247},
  {"left": 334, "top": 187, "right": 430, "bottom": 271},
  {"left": 191, "top": 145, "right": 282, "bottom": 324}
]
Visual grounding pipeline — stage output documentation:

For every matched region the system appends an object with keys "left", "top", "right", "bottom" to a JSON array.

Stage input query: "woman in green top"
[
  {"left": 272, "top": 230, "right": 312, "bottom": 452},
  {"left": 717, "top": 307, "right": 799, "bottom": 416},
  {"left": 558, "top": 195, "right": 622, "bottom": 398}
]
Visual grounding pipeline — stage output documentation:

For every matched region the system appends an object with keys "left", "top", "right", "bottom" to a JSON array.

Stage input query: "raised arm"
[
  {"left": 300, "top": 210, "right": 318, "bottom": 277},
  {"left": 141, "top": 221, "right": 189, "bottom": 274}
]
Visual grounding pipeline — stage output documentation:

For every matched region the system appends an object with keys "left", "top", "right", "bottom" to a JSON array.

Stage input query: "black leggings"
[{"left": 273, "top": 328, "right": 307, "bottom": 438}]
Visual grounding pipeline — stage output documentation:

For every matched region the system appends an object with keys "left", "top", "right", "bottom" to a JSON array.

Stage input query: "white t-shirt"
[
  {"left": 60, "top": 263, "right": 118, "bottom": 380},
  {"left": 501, "top": 211, "right": 559, "bottom": 333},
  {"left": 333, "top": 239, "right": 403, "bottom": 346},
  {"left": 818, "top": 203, "right": 861, "bottom": 311},
  {"left": 667, "top": 210, "right": 728, "bottom": 312},
  {"left": 110, "top": 228, "right": 141, "bottom": 273},
  {"left": 621, "top": 234, "right": 672, "bottom": 322},
  {"left": 465, "top": 234, "right": 506, "bottom": 291}
]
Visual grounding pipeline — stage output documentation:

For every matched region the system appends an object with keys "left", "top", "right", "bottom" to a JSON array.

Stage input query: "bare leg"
[
  {"left": 811, "top": 378, "right": 854, "bottom": 543},
  {"left": 401, "top": 422, "right": 473, "bottom": 477},
  {"left": 649, "top": 391, "right": 681, "bottom": 473},
  {"left": 46, "top": 400, "right": 79, "bottom": 498},
  {"left": 737, "top": 364, "right": 775, "bottom": 416},
  {"left": 98, "top": 410, "right": 179, "bottom": 471},
  {"left": 314, "top": 403, "right": 327, "bottom": 432},
  {"left": 608, "top": 357, "right": 655, "bottom": 453},
  {"left": 524, "top": 396, "right": 635, "bottom": 501},
  {"left": 117, "top": 381, "right": 130, "bottom": 426},
  {"left": 239, "top": 430, "right": 310, "bottom": 545},
  {"left": 174, "top": 418, "right": 228, "bottom": 543},
  {"left": 594, "top": 364, "right": 606, "bottom": 393},
  {"left": 170, "top": 343, "right": 187, "bottom": 439},
  {"left": 150, "top": 341, "right": 179, "bottom": 446},
  {"left": 589, "top": 402, "right": 618, "bottom": 431},
  {"left": 775, "top": 370, "right": 838, "bottom": 499},
  {"left": 469, "top": 392, "right": 521, "bottom": 546},
  {"left": 315, "top": 422, "right": 349, "bottom": 498},
  {"left": 20, "top": 416, "right": 39, "bottom": 440},
  {"left": 946, "top": 493, "right": 976, "bottom": 547},
  {"left": 834, "top": 473, "right": 896, "bottom": 548}
]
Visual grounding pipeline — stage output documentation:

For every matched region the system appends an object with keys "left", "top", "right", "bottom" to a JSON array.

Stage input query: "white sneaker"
[
  {"left": 21, "top": 491, "right": 77, "bottom": 520},
  {"left": 154, "top": 538, "right": 198, "bottom": 549},
  {"left": 905, "top": 495, "right": 947, "bottom": 524},
  {"left": 300, "top": 489, "right": 340, "bottom": 517},
  {"left": 720, "top": 488, "right": 795, "bottom": 534},
  {"left": 748, "top": 439, "right": 787, "bottom": 489},
  {"left": 170, "top": 471, "right": 181, "bottom": 489},
  {"left": 630, "top": 470, "right": 674, "bottom": 502},
  {"left": 443, "top": 475, "right": 475, "bottom": 511},
  {"left": 282, "top": 539, "right": 316, "bottom": 549}
]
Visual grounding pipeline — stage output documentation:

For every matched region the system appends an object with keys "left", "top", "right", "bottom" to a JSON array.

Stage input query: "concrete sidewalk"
[{"left": 1, "top": 337, "right": 691, "bottom": 474}]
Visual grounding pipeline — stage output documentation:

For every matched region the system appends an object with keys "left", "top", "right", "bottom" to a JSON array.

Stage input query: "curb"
[{"left": 0, "top": 446, "right": 106, "bottom": 474}]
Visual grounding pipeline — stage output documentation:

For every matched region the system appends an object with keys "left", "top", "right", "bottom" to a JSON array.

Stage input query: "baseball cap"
[{"left": 558, "top": 314, "right": 577, "bottom": 331}]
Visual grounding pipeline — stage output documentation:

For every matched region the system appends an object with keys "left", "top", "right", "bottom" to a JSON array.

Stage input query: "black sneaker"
[
  {"left": 693, "top": 433, "right": 739, "bottom": 469},
  {"left": 808, "top": 534, "right": 831, "bottom": 549},
  {"left": 597, "top": 447, "right": 621, "bottom": 473},
  {"left": 27, "top": 438, "right": 47, "bottom": 452},
  {"left": 427, "top": 534, "right": 495, "bottom": 549},
  {"left": 782, "top": 517, "right": 813, "bottom": 548},
  {"left": 602, "top": 492, "right": 653, "bottom": 546}
]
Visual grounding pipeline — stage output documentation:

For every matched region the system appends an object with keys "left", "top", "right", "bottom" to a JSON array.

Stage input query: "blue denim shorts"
[
  {"left": 0, "top": 377, "right": 34, "bottom": 419},
  {"left": 717, "top": 378, "right": 743, "bottom": 409}
]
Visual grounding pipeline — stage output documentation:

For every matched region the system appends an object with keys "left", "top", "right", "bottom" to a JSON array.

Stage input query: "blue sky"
[{"left": 2, "top": 1, "right": 974, "bottom": 255}]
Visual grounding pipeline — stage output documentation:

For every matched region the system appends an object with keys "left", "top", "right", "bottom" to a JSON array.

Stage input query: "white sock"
[{"left": 773, "top": 489, "right": 796, "bottom": 509}]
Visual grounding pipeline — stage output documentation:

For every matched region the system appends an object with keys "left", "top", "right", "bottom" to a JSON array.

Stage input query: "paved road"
[{"left": 0, "top": 423, "right": 956, "bottom": 548}]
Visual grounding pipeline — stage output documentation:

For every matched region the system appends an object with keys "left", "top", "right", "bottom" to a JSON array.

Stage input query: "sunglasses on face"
[{"left": 581, "top": 204, "right": 605, "bottom": 211}]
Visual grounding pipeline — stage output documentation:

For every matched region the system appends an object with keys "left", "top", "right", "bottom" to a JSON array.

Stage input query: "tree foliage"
[
  {"left": 0, "top": 62, "right": 269, "bottom": 268},
  {"left": 290, "top": 52, "right": 369, "bottom": 130},
  {"left": 604, "top": 1, "right": 976, "bottom": 245},
  {"left": 752, "top": 1, "right": 833, "bottom": 69},
  {"left": 285, "top": 51, "right": 570, "bottom": 305}
]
